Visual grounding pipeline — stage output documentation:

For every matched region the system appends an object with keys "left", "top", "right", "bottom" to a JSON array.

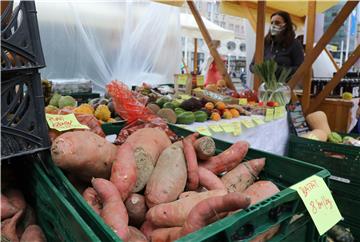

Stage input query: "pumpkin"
[
  {"left": 300, "top": 129, "right": 328, "bottom": 142},
  {"left": 305, "top": 111, "right": 331, "bottom": 135}
]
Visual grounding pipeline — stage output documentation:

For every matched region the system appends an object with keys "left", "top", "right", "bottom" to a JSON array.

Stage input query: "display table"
[{"left": 176, "top": 115, "right": 290, "bottom": 156}]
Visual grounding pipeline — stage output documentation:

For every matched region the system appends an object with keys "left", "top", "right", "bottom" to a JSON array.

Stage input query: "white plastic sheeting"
[{"left": 36, "top": 1, "right": 182, "bottom": 92}]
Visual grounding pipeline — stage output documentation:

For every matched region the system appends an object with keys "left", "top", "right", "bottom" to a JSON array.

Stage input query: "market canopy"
[{"left": 180, "top": 13, "right": 234, "bottom": 41}]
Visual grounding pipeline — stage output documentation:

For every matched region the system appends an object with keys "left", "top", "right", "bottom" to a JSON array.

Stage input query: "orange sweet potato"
[
  {"left": 183, "top": 136, "right": 199, "bottom": 191},
  {"left": 146, "top": 189, "right": 227, "bottom": 227},
  {"left": 20, "top": 225, "right": 46, "bottom": 242},
  {"left": 199, "top": 141, "right": 249, "bottom": 175},
  {"left": 125, "top": 128, "right": 171, "bottom": 192},
  {"left": 5, "top": 189, "right": 26, "bottom": 212},
  {"left": 198, "top": 167, "right": 226, "bottom": 191},
  {"left": 140, "top": 220, "right": 159, "bottom": 240},
  {"left": 128, "top": 226, "right": 148, "bottom": 242},
  {"left": 193, "top": 136, "right": 216, "bottom": 160},
  {"left": 1, "top": 194, "right": 18, "bottom": 220},
  {"left": 51, "top": 131, "right": 117, "bottom": 181},
  {"left": 249, "top": 225, "right": 280, "bottom": 242},
  {"left": 110, "top": 143, "right": 137, "bottom": 201},
  {"left": 1, "top": 210, "right": 23, "bottom": 242},
  {"left": 17, "top": 206, "right": 37, "bottom": 239},
  {"left": 125, "top": 194, "right": 147, "bottom": 227},
  {"left": 82, "top": 187, "right": 102, "bottom": 215},
  {"left": 150, "top": 227, "right": 182, "bottom": 242},
  {"left": 145, "top": 144, "right": 187, "bottom": 208},
  {"left": 181, "top": 193, "right": 251, "bottom": 237},
  {"left": 221, "top": 158, "right": 266, "bottom": 193},
  {"left": 92, "top": 178, "right": 129, "bottom": 241},
  {"left": 178, "top": 191, "right": 198, "bottom": 200}
]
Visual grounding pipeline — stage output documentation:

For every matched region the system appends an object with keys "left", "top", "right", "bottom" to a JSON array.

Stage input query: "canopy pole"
[
  {"left": 187, "top": 0, "right": 235, "bottom": 90},
  {"left": 302, "top": 0, "right": 316, "bottom": 113},
  {"left": 240, "top": 2, "right": 257, "bottom": 31},
  {"left": 182, "top": 58, "right": 190, "bottom": 75},
  {"left": 324, "top": 48, "right": 340, "bottom": 71},
  {"left": 194, "top": 38, "right": 198, "bottom": 74},
  {"left": 308, "top": 44, "right": 360, "bottom": 113},
  {"left": 288, "top": 1, "right": 358, "bottom": 89},
  {"left": 254, "top": 0, "right": 266, "bottom": 91}
]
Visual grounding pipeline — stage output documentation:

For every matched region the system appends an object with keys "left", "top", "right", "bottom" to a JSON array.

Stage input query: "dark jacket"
[{"left": 250, "top": 38, "right": 304, "bottom": 80}]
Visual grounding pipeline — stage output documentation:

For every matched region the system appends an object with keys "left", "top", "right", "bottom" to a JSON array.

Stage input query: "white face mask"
[{"left": 270, "top": 24, "right": 286, "bottom": 36}]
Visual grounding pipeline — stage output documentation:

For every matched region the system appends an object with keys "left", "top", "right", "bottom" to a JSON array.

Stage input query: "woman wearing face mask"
[{"left": 249, "top": 11, "right": 304, "bottom": 80}]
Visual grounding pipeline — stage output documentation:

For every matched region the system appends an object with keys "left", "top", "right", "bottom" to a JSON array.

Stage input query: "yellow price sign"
[
  {"left": 208, "top": 124, "right": 223, "bottom": 133},
  {"left": 220, "top": 123, "right": 234, "bottom": 133},
  {"left": 291, "top": 175, "right": 342, "bottom": 235},
  {"left": 196, "top": 75, "right": 205, "bottom": 86},
  {"left": 238, "top": 98, "right": 248, "bottom": 105},
  {"left": 252, "top": 117, "right": 265, "bottom": 125},
  {"left": 196, "top": 126, "right": 212, "bottom": 136},
  {"left": 231, "top": 122, "right": 242, "bottom": 136},
  {"left": 46, "top": 113, "right": 89, "bottom": 132},
  {"left": 177, "top": 74, "right": 188, "bottom": 85},
  {"left": 265, "top": 108, "right": 274, "bottom": 122},
  {"left": 241, "top": 119, "right": 255, "bottom": 128}
]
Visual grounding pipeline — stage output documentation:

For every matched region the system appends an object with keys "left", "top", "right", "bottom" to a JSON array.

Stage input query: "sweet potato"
[
  {"left": 51, "top": 131, "right": 118, "bottom": 181},
  {"left": 244, "top": 181, "right": 280, "bottom": 205},
  {"left": 183, "top": 136, "right": 199, "bottom": 191},
  {"left": 145, "top": 144, "right": 187, "bottom": 208},
  {"left": 82, "top": 187, "right": 102, "bottom": 215},
  {"left": 5, "top": 189, "right": 26, "bottom": 212},
  {"left": 221, "top": 158, "right": 266, "bottom": 193},
  {"left": 250, "top": 225, "right": 280, "bottom": 242},
  {"left": 128, "top": 226, "right": 148, "bottom": 242},
  {"left": 1, "top": 194, "right": 18, "bottom": 220},
  {"left": 125, "top": 128, "right": 172, "bottom": 192},
  {"left": 199, "top": 141, "right": 249, "bottom": 175},
  {"left": 20, "top": 225, "right": 46, "bottom": 242},
  {"left": 125, "top": 194, "right": 147, "bottom": 227},
  {"left": 181, "top": 193, "right": 251, "bottom": 237},
  {"left": 178, "top": 191, "right": 198, "bottom": 199},
  {"left": 17, "top": 206, "right": 37, "bottom": 238},
  {"left": 150, "top": 227, "right": 182, "bottom": 242},
  {"left": 194, "top": 136, "right": 216, "bottom": 160},
  {"left": 146, "top": 189, "right": 227, "bottom": 227},
  {"left": 110, "top": 143, "right": 137, "bottom": 200},
  {"left": 140, "top": 220, "right": 159, "bottom": 240},
  {"left": 198, "top": 167, "right": 226, "bottom": 191},
  {"left": 92, "top": 178, "right": 129, "bottom": 241},
  {"left": 1, "top": 210, "right": 23, "bottom": 242}
]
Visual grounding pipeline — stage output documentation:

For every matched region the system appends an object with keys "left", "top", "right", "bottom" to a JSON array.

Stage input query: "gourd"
[
  {"left": 300, "top": 129, "right": 328, "bottom": 142},
  {"left": 305, "top": 111, "right": 331, "bottom": 135}
]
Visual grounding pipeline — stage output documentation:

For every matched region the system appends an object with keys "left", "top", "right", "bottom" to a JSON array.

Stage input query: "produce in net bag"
[{"left": 107, "top": 80, "right": 178, "bottom": 143}]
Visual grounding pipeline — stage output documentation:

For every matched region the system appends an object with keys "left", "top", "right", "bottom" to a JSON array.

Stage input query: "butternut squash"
[{"left": 305, "top": 111, "right": 331, "bottom": 135}]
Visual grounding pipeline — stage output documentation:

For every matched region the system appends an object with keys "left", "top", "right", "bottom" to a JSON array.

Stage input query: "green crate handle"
[{"left": 321, "top": 149, "right": 348, "bottom": 160}]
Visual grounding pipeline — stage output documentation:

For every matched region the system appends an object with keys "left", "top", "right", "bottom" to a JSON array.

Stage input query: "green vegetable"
[
  {"left": 175, "top": 108, "right": 185, "bottom": 116},
  {"left": 177, "top": 112, "right": 195, "bottom": 124},
  {"left": 155, "top": 96, "right": 171, "bottom": 108},
  {"left": 328, "top": 132, "right": 342, "bottom": 144},
  {"left": 49, "top": 93, "right": 62, "bottom": 107},
  {"left": 163, "top": 102, "right": 175, "bottom": 110},
  {"left": 58, "top": 96, "right": 77, "bottom": 108},
  {"left": 194, "top": 111, "right": 208, "bottom": 122},
  {"left": 171, "top": 100, "right": 182, "bottom": 108}
]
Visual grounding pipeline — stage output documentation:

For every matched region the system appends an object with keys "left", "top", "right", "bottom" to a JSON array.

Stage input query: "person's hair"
[{"left": 265, "top": 11, "right": 296, "bottom": 48}]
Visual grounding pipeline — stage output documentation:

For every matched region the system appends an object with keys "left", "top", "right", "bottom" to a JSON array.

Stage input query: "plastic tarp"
[
  {"left": 180, "top": 13, "right": 234, "bottom": 41},
  {"left": 35, "top": 1, "right": 182, "bottom": 92}
]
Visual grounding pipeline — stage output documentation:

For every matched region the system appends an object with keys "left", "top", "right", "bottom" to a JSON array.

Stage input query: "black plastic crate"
[
  {"left": 1, "top": 1, "right": 45, "bottom": 72},
  {"left": 1, "top": 71, "right": 50, "bottom": 159}
]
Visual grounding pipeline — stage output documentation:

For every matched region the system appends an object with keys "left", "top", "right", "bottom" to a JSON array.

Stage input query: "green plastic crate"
[
  {"left": 339, "top": 220, "right": 360, "bottom": 241},
  {"left": 3, "top": 156, "right": 100, "bottom": 242},
  {"left": 101, "top": 122, "right": 330, "bottom": 242}
]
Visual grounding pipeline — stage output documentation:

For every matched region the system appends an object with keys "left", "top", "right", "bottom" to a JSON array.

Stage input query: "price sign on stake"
[
  {"left": 196, "top": 75, "right": 205, "bottom": 86},
  {"left": 238, "top": 98, "right": 248, "bottom": 105},
  {"left": 291, "top": 175, "right": 342, "bottom": 235},
  {"left": 177, "top": 74, "right": 188, "bottom": 85},
  {"left": 46, "top": 113, "right": 89, "bottom": 132}
]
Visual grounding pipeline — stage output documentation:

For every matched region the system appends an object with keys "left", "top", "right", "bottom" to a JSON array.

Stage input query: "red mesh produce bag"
[{"left": 107, "top": 80, "right": 178, "bottom": 144}]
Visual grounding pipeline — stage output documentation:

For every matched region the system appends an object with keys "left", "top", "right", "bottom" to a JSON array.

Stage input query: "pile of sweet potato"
[
  {"left": 51, "top": 128, "right": 281, "bottom": 242},
  {"left": 1, "top": 189, "right": 46, "bottom": 242}
]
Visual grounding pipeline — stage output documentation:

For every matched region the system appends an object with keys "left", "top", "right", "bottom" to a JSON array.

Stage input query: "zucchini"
[
  {"left": 194, "top": 111, "right": 208, "bottom": 122},
  {"left": 177, "top": 112, "right": 195, "bottom": 124}
]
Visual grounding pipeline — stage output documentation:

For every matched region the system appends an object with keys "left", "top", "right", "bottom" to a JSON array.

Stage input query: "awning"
[{"left": 180, "top": 13, "right": 235, "bottom": 40}]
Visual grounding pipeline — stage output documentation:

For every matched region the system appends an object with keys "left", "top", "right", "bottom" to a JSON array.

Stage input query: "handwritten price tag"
[
  {"left": 231, "top": 122, "right": 242, "bottom": 136},
  {"left": 177, "top": 74, "right": 188, "bottom": 85},
  {"left": 291, "top": 175, "right": 342, "bottom": 235},
  {"left": 196, "top": 126, "right": 212, "bottom": 136},
  {"left": 241, "top": 119, "right": 255, "bottom": 128},
  {"left": 238, "top": 98, "right": 248, "bottom": 105},
  {"left": 220, "top": 123, "right": 234, "bottom": 133},
  {"left": 208, "top": 124, "right": 223, "bottom": 133},
  {"left": 265, "top": 108, "right": 274, "bottom": 122},
  {"left": 196, "top": 75, "right": 205, "bottom": 86},
  {"left": 253, "top": 117, "right": 265, "bottom": 125},
  {"left": 46, "top": 113, "right": 89, "bottom": 132}
]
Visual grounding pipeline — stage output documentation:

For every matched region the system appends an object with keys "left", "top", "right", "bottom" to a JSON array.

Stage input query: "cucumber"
[
  {"left": 155, "top": 96, "right": 171, "bottom": 108},
  {"left": 177, "top": 112, "right": 195, "bottom": 124},
  {"left": 194, "top": 111, "right": 208, "bottom": 122},
  {"left": 163, "top": 102, "right": 175, "bottom": 110},
  {"left": 175, "top": 108, "right": 186, "bottom": 116}
]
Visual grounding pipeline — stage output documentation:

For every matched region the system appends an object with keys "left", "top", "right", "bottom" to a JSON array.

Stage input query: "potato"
[{"left": 125, "top": 194, "right": 147, "bottom": 227}]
